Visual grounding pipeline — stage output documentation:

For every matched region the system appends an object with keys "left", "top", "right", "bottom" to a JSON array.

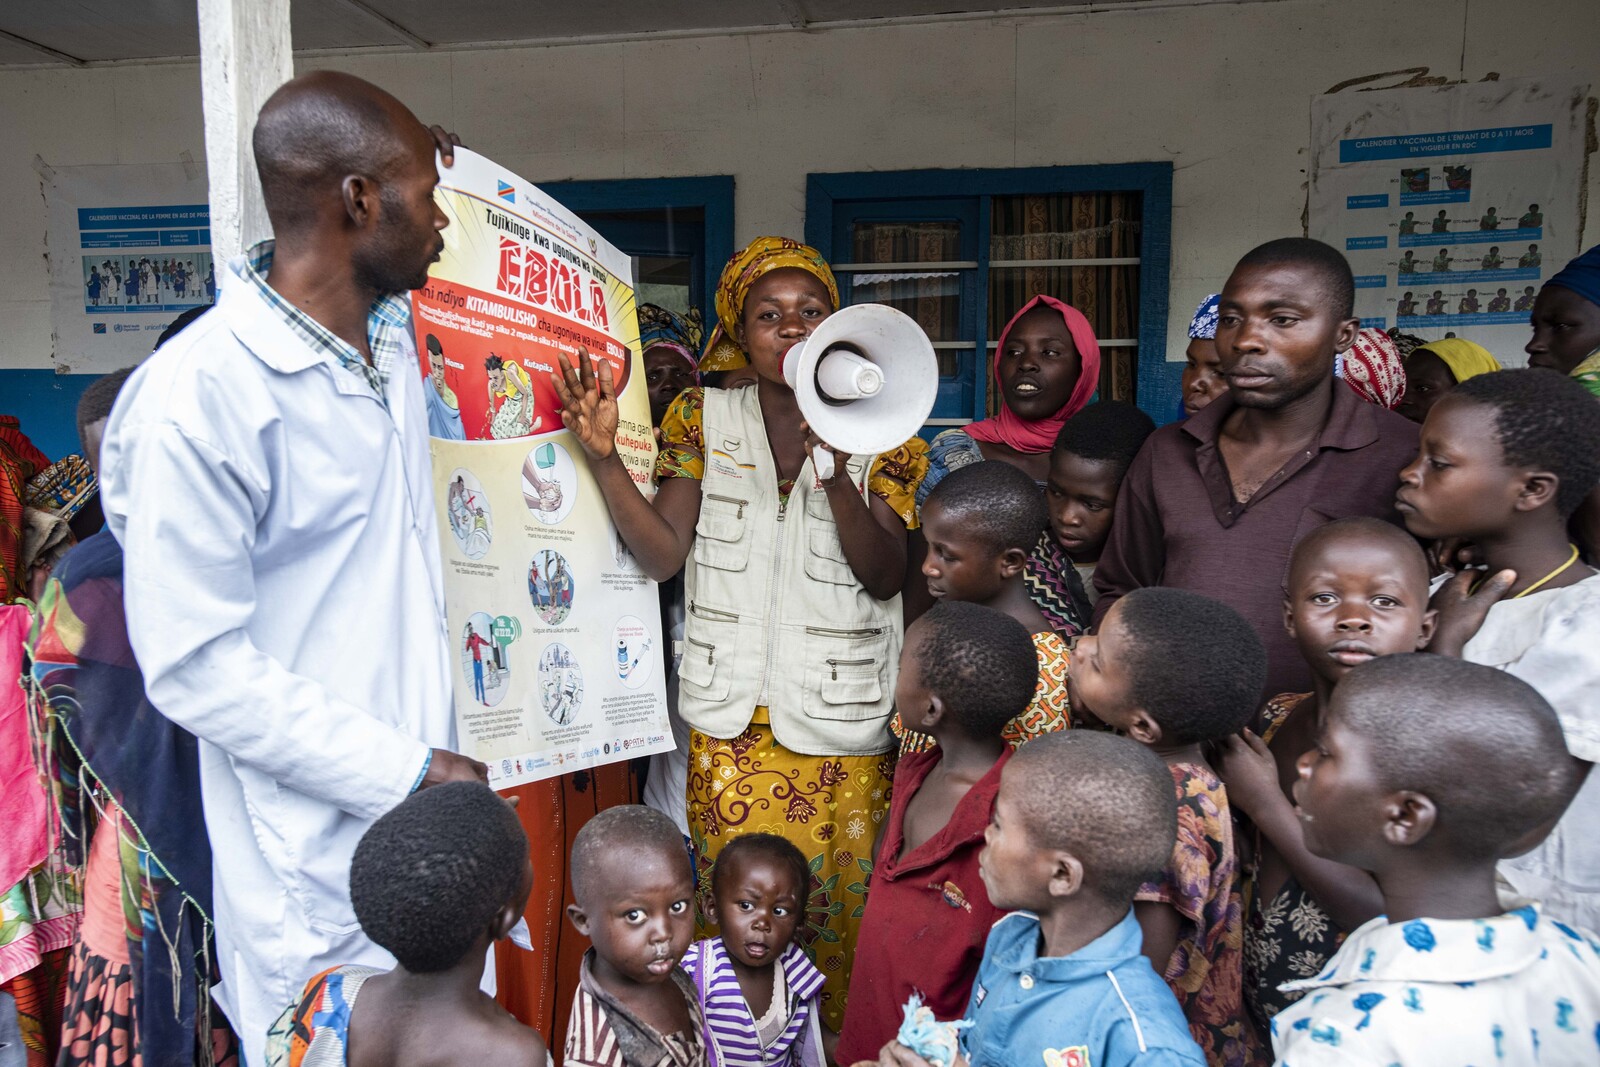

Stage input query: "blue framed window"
[
  {"left": 806, "top": 165, "right": 1173, "bottom": 425},
  {"left": 539, "top": 176, "right": 735, "bottom": 341}
]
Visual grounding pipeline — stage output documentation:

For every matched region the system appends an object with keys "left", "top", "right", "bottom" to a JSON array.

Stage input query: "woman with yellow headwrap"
[
  {"left": 1395, "top": 337, "right": 1502, "bottom": 424},
  {"left": 552, "top": 236, "right": 928, "bottom": 1031}
]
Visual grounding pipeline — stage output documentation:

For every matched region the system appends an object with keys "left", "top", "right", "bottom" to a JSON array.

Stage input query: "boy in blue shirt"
[
  {"left": 1270, "top": 655, "right": 1599, "bottom": 1066},
  {"left": 862, "top": 731, "right": 1204, "bottom": 1067}
]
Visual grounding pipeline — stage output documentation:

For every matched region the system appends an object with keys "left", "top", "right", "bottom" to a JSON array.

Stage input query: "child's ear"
[
  {"left": 1282, "top": 596, "right": 1298, "bottom": 640},
  {"left": 998, "top": 546, "right": 1028, "bottom": 579},
  {"left": 915, "top": 692, "right": 948, "bottom": 732},
  {"left": 1382, "top": 790, "right": 1437, "bottom": 848},
  {"left": 1513, "top": 470, "right": 1559, "bottom": 513},
  {"left": 490, "top": 900, "right": 522, "bottom": 942},
  {"left": 565, "top": 902, "right": 591, "bottom": 936},
  {"left": 1046, "top": 851, "right": 1085, "bottom": 899},
  {"left": 1125, "top": 708, "right": 1164, "bottom": 747},
  {"left": 1415, "top": 607, "right": 1438, "bottom": 650}
]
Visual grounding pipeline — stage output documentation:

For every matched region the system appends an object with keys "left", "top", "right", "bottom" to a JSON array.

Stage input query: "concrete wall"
[{"left": 5, "top": 0, "right": 1599, "bottom": 455}]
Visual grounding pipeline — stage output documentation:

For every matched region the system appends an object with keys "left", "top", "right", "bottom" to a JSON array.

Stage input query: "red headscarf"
[{"left": 964, "top": 295, "right": 1102, "bottom": 453}]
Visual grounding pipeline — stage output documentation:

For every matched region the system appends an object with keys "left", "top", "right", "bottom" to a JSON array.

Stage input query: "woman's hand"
[
  {"left": 801, "top": 419, "right": 852, "bottom": 484},
  {"left": 1427, "top": 567, "right": 1515, "bottom": 657},
  {"left": 1215, "top": 729, "right": 1284, "bottom": 820},
  {"left": 551, "top": 347, "right": 620, "bottom": 461}
]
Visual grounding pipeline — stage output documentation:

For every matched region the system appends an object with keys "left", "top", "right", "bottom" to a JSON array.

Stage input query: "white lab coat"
[{"left": 99, "top": 257, "right": 455, "bottom": 1063}]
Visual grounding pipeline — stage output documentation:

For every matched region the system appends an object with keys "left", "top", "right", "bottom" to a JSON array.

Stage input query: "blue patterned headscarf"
[
  {"left": 1188, "top": 293, "right": 1221, "bottom": 340},
  {"left": 638, "top": 303, "right": 704, "bottom": 375},
  {"left": 1546, "top": 245, "right": 1600, "bottom": 309}
]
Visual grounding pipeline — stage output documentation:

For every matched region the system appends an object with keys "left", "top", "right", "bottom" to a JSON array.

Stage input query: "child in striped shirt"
[{"left": 682, "top": 834, "right": 826, "bottom": 1067}]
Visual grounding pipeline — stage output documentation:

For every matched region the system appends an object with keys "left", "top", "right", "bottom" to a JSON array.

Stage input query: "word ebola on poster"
[
  {"left": 411, "top": 147, "right": 670, "bottom": 787},
  {"left": 1309, "top": 78, "right": 1589, "bottom": 363}
]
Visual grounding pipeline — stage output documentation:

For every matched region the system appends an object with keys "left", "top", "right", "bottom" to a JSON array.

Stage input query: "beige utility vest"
[{"left": 676, "top": 387, "right": 902, "bottom": 755}]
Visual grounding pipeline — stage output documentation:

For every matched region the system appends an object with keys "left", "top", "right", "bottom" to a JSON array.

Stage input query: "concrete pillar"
[{"left": 197, "top": 0, "right": 292, "bottom": 265}]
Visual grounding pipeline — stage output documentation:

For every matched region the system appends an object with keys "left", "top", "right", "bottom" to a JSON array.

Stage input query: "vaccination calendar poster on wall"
[
  {"left": 1309, "top": 78, "right": 1590, "bottom": 363},
  {"left": 411, "top": 147, "right": 671, "bottom": 788}
]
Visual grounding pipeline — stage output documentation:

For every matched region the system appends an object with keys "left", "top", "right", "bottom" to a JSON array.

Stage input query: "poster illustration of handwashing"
[{"left": 412, "top": 147, "right": 670, "bottom": 787}]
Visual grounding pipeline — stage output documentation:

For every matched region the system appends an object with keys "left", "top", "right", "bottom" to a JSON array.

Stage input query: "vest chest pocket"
[
  {"left": 693, "top": 493, "right": 753, "bottom": 572},
  {"left": 800, "top": 625, "right": 891, "bottom": 722},
  {"left": 802, "top": 485, "right": 862, "bottom": 586},
  {"left": 679, "top": 601, "right": 738, "bottom": 702}
]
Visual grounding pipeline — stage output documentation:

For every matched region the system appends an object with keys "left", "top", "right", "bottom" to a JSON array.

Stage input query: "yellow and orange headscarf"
[{"left": 700, "top": 236, "right": 840, "bottom": 372}]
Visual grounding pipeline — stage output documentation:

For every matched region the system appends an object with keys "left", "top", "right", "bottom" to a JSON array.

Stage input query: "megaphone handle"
[{"left": 812, "top": 445, "right": 836, "bottom": 483}]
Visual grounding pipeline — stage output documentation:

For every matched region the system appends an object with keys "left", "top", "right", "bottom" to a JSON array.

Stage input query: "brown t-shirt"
[{"left": 1093, "top": 384, "right": 1420, "bottom": 698}]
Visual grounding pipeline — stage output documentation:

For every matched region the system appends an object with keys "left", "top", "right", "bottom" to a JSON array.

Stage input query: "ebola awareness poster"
[
  {"left": 412, "top": 147, "right": 670, "bottom": 787},
  {"left": 1309, "top": 78, "right": 1589, "bottom": 363}
]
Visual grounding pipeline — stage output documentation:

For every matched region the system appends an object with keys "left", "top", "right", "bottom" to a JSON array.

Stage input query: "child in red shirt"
[{"left": 834, "top": 601, "right": 1039, "bottom": 1065}]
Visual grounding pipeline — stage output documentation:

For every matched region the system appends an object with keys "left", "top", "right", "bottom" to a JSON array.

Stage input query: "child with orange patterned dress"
[
  {"left": 893, "top": 462, "right": 1071, "bottom": 756},
  {"left": 1069, "top": 588, "right": 1268, "bottom": 1067}
]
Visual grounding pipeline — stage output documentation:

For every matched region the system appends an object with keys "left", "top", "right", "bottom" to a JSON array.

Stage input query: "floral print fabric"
[
  {"left": 1135, "top": 762, "right": 1261, "bottom": 1067},
  {"left": 686, "top": 711, "right": 895, "bottom": 1032},
  {"left": 654, "top": 389, "right": 928, "bottom": 527},
  {"left": 1240, "top": 693, "right": 1345, "bottom": 1037},
  {"left": 890, "top": 630, "right": 1072, "bottom": 756}
]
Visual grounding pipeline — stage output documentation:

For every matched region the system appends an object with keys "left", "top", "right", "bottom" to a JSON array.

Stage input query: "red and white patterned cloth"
[{"left": 1342, "top": 329, "right": 1407, "bottom": 410}]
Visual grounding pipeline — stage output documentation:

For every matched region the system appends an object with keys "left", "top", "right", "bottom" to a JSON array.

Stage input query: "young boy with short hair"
[
  {"left": 1216, "top": 518, "right": 1436, "bottom": 1036},
  {"left": 1026, "top": 400, "right": 1157, "bottom": 635},
  {"left": 565, "top": 806, "right": 707, "bottom": 1067},
  {"left": 1271, "top": 654, "right": 1600, "bottom": 1065},
  {"left": 836, "top": 602, "right": 1040, "bottom": 1065},
  {"left": 897, "top": 464, "right": 1070, "bottom": 752},
  {"left": 1397, "top": 369, "right": 1600, "bottom": 933},
  {"left": 266, "top": 782, "right": 549, "bottom": 1067},
  {"left": 860, "top": 731, "right": 1205, "bottom": 1067},
  {"left": 1069, "top": 588, "right": 1267, "bottom": 1067}
]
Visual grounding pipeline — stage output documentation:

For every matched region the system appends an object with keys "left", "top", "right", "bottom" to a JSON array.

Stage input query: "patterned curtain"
[
  {"left": 850, "top": 222, "right": 964, "bottom": 376},
  {"left": 989, "top": 194, "right": 1142, "bottom": 409}
]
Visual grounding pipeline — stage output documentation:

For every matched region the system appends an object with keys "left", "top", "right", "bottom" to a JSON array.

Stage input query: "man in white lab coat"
[{"left": 99, "top": 72, "right": 487, "bottom": 1062}]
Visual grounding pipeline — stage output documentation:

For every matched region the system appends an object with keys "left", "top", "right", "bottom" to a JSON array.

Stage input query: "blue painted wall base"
[{"left": 4, "top": 371, "right": 102, "bottom": 462}]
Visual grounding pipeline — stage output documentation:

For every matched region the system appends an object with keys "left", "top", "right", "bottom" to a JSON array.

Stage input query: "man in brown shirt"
[{"left": 1094, "top": 238, "right": 1420, "bottom": 698}]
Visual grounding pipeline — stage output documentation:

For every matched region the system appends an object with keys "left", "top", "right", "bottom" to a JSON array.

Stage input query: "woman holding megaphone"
[{"left": 552, "top": 236, "right": 929, "bottom": 1033}]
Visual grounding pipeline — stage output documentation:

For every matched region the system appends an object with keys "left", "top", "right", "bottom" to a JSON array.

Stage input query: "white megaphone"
[{"left": 782, "top": 303, "right": 939, "bottom": 482}]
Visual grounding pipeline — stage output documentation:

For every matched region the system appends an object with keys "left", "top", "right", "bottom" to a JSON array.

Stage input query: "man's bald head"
[{"left": 252, "top": 71, "right": 425, "bottom": 234}]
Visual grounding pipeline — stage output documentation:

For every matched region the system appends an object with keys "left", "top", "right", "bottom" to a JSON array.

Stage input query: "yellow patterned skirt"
[{"left": 686, "top": 708, "right": 895, "bottom": 1032}]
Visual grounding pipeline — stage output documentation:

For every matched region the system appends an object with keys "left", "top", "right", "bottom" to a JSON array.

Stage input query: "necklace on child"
[{"left": 1475, "top": 542, "right": 1582, "bottom": 600}]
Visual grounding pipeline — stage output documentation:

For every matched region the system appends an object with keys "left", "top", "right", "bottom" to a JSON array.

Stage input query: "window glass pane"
[
  {"left": 850, "top": 220, "right": 962, "bottom": 264},
  {"left": 990, "top": 193, "right": 1142, "bottom": 260},
  {"left": 633, "top": 254, "right": 694, "bottom": 321},
  {"left": 847, "top": 269, "right": 965, "bottom": 345},
  {"left": 846, "top": 219, "right": 966, "bottom": 349}
]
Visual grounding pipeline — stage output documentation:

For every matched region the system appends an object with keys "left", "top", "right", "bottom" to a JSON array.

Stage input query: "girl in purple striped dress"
[{"left": 681, "top": 835, "right": 826, "bottom": 1067}]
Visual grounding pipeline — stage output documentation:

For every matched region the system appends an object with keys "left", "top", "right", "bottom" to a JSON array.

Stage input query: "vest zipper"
[
  {"left": 757, "top": 499, "right": 787, "bottom": 708},
  {"left": 826, "top": 657, "right": 874, "bottom": 680},
  {"left": 689, "top": 601, "right": 739, "bottom": 622},
  {"left": 686, "top": 636, "right": 715, "bottom": 665},
  {"left": 705, "top": 493, "right": 750, "bottom": 520},
  {"left": 805, "top": 625, "right": 886, "bottom": 637}
]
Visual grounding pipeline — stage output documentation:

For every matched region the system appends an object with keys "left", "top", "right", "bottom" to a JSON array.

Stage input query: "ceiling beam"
[
  {"left": 774, "top": 0, "right": 812, "bottom": 29},
  {"left": 328, "top": 0, "right": 432, "bottom": 49},
  {"left": 0, "top": 27, "right": 86, "bottom": 66}
]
